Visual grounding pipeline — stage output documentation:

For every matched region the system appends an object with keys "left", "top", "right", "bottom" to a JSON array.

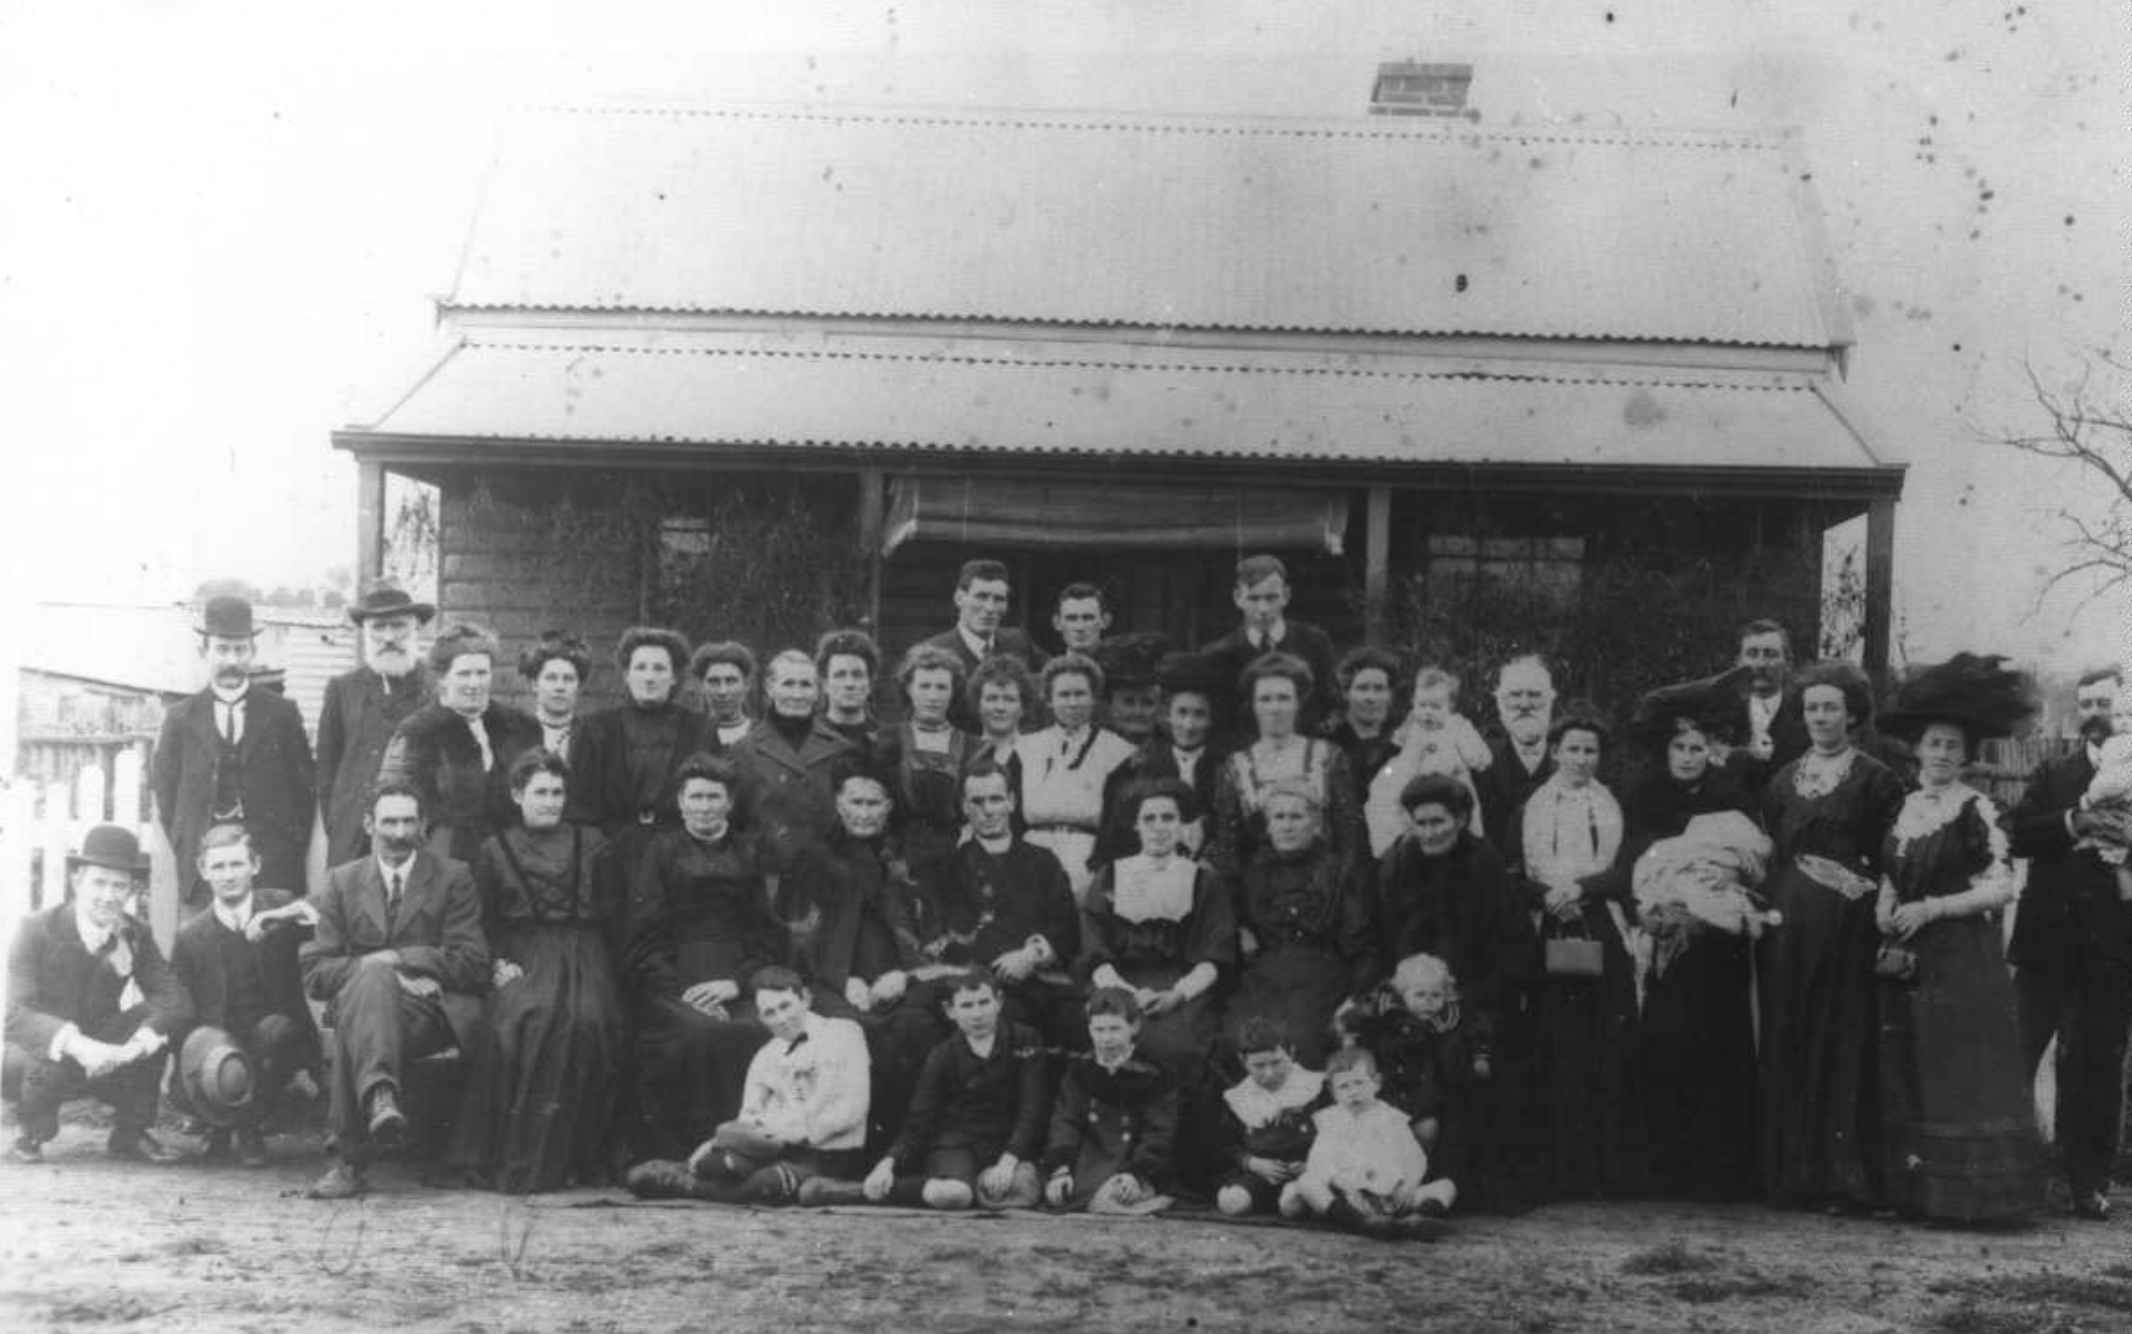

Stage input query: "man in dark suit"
[
  {"left": 1723, "top": 618, "right": 1810, "bottom": 796},
  {"left": 170, "top": 823, "right": 321, "bottom": 1166},
  {"left": 5, "top": 825, "right": 185, "bottom": 1163},
  {"left": 316, "top": 581, "right": 436, "bottom": 867},
  {"left": 300, "top": 782, "right": 488, "bottom": 1199},
  {"left": 1475, "top": 654, "right": 1557, "bottom": 853},
  {"left": 1199, "top": 553, "right": 1340, "bottom": 735},
  {"left": 153, "top": 594, "right": 316, "bottom": 906},
  {"left": 915, "top": 558, "right": 1046, "bottom": 731},
  {"left": 2007, "top": 666, "right": 2132, "bottom": 1220}
]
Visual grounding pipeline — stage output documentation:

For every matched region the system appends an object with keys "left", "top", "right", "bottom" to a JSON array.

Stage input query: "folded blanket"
[{"left": 1632, "top": 812, "right": 1779, "bottom": 978}]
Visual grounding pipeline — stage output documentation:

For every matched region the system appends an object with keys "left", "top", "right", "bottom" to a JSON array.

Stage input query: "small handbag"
[
  {"left": 1874, "top": 942, "right": 1918, "bottom": 983},
  {"left": 1545, "top": 919, "right": 1605, "bottom": 979}
]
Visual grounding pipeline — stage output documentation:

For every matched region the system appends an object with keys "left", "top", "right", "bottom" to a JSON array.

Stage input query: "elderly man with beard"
[
  {"left": 2007, "top": 666, "right": 2132, "bottom": 1219},
  {"left": 318, "top": 582, "right": 436, "bottom": 868},
  {"left": 301, "top": 782, "right": 488, "bottom": 1199},
  {"left": 154, "top": 594, "right": 316, "bottom": 907},
  {"left": 1474, "top": 655, "right": 1557, "bottom": 853}
]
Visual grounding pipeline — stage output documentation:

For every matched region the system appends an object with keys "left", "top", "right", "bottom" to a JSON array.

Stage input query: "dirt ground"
[{"left": 0, "top": 1117, "right": 2128, "bottom": 1334}]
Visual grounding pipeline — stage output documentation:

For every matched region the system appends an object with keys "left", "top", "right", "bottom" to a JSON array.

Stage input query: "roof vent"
[{"left": 1370, "top": 61, "right": 1475, "bottom": 118}]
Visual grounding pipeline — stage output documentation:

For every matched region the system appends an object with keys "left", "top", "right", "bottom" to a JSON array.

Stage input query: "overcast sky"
[{"left": 1, "top": 0, "right": 2123, "bottom": 674}]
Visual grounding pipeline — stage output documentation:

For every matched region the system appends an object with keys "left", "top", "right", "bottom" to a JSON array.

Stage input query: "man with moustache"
[
  {"left": 169, "top": 824, "right": 321, "bottom": 1166},
  {"left": 1474, "top": 655, "right": 1558, "bottom": 853},
  {"left": 2007, "top": 666, "right": 2132, "bottom": 1219},
  {"left": 153, "top": 594, "right": 316, "bottom": 907},
  {"left": 6, "top": 825, "right": 186, "bottom": 1163},
  {"left": 318, "top": 581, "right": 436, "bottom": 867},
  {"left": 1725, "top": 618, "right": 1810, "bottom": 795},
  {"left": 302, "top": 782, "right": 488, "bottom": 1199}
]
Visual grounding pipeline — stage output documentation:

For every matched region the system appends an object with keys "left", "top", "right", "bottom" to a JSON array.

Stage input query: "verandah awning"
[{"left": 882, "top": 477, "right": 1347, "bottom": 557}]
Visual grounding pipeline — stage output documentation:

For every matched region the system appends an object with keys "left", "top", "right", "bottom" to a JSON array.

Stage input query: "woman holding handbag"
[
  {"left": 1502, "top": 712, "right": 1642, "bottom": 1200},
  {"left": 1870, "top": 655, "right": 2044, "bottom": 1221}
]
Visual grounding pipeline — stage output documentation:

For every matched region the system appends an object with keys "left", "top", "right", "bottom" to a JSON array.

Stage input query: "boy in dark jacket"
[
  {"left": 834, "top": 972, "right": 1049, "bottom": 1209},
  {"left": 1041, "top": 988, "right": 1178, "bottom": 1214}
]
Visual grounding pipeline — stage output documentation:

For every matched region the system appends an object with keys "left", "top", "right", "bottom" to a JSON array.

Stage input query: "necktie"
[
  {"left": 786, "top": 1033, "right": 810, "bottom": 1055},
  {"left": 386, "top": 868, "right": 403, "bottom": 912},
  {"left": 221, "top": 697, "right": 242, "bottom": 744}
]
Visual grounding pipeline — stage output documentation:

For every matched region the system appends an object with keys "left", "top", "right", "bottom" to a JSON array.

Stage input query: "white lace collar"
[{"left": 1112, "top": 854, "right": 1197, "bottom": 923}]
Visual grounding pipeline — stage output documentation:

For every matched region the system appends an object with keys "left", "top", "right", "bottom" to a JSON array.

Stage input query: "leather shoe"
[
  {"left": 366, "top": 1088, "right": 408, "bottom": 1151},
  {"left": 234, "top": 1129, "right": 271, "bottom": 1169},
  {"left": 307, "top": 1162, "right": 368, "bottom": 1200},
  {"left": 108, "top": 1130, "right": 183, "bottom": 1165},
  {"left": 7, "top": 1138, "right": 44, "bottom": 1165},
  {"left": 2073, "top": 1191, "right": 2112, "bottom": 1221}
]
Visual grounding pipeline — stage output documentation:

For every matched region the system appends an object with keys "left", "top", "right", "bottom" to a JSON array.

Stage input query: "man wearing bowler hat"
[
  {"left": 301, "top": 781, "right": 488, "bottom": 1199},
  {"left": 317, "top": 580, "right": 437, "bottom": 867},
  {"left": 170, "top": 824, "right": 321, "bottom": 1166},
  {"left": 5, "top": 825, "right": 186, "bottom": 1163},
  {"left": 153, "top": 593, "right": 316, "bottom": 908}
]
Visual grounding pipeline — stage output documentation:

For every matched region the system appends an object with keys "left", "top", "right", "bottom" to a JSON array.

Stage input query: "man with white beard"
[
  {"left": 1475, "top": 655, "right": 1557, "bottom": 853},
  {"left": 317, "top": 581, "right": 436, "bottom": 867}
]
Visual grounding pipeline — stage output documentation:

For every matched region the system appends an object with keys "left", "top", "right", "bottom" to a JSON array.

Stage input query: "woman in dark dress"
[
  {"left": 731, "top": 649, "right": 858, "bottom": 872},
  {"left": 1615, "top": 671, "right": 1765, "bottom": 1201},
  {"left": 1324, "top": 646, "right": 1403, "bottom": 795},
  {"left": 446, "top": 749, "right": 627, "bottom": 1192},
  {"left": 378, "top": 623, "right": 544, "bottom": 864},
  {"left": 623, "top": 753, "right": 789, "bottom": 1162},
  {"left": 1083, "top": 777, "right": 1238, "bottom": 1077},
  {"left": 1504, "top": 713, "right": 1641, "bottom": 1200},
  {"left": 1756, "top": 662, "right": 1906, "bottom": 1209},
  {"left": 879, "top": 644, "right": 977, "bottom": 872},
  {"left": 1376, "top": 773, "right": 1535, "bottom": 1027},
  {"left": 1872, "top": 655, "right": 2044, "bottom": 1221},
  {"left": 568, "top": 626, "right": 716, "bottom": 868},
  {"left": 1230, "top": 781, "right": 1378, "bottom": 1066}
]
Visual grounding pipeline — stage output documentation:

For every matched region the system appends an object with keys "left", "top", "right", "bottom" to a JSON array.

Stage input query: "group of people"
[{"left": 7, "top": 555, "right": 2130, "bottom": 1239}]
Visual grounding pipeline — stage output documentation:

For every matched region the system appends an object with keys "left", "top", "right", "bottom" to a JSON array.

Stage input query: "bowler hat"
[
  {"left": 66, "top": 824, "right": 150, "bottom": 875},
  {"left": 196, "top": 594, "right": 260, "bottom": 640},
  {"left": 346, "top": 580, "right": 436, "bottom": 626},
  {"left": 178, "top": 1026, "right": 257, "bottom": 1128}
]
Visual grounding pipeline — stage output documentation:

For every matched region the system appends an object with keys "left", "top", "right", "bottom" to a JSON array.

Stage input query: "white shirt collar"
[
  {"left": 1249, "top": 620, "right": 1287, "bottom": 650},
  {"left": 957, "top": 624, "right": 993, "bottom": 659},
  {"left": 974, "top": 832, "right": 1014, "bottom": 854},
  {"left": 211, "top": 683, "right": 248, "bottom": 706},
  {"left": 213, "top": 893, "right": 255, "bottom": 934}
]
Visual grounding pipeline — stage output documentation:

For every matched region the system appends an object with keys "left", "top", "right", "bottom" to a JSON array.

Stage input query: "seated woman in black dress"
[
  {"left": 1230, "top": 780, "right": 1378, "bottom": 1066},
  {"left": 445, "top": 749, "right": 627, "bottom": 1191},
  {"left": 622, "top": 752, "right": 789, "bottom": 1162}
]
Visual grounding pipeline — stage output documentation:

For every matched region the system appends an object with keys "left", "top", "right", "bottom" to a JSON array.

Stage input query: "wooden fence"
[{"left": 1, "top": 747, "right": 181, "bottom": 951}]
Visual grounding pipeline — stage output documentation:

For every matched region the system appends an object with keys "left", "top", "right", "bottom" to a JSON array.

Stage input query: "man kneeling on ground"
[
  {"left": 821, "top": 971, "right": 1047, "bottom": 1209},
  {"left": 627, "top": 967, "right": 870, "bottom": 1203}
]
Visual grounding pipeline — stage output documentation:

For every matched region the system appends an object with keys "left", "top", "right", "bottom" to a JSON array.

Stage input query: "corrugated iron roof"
[
  {"left": 353, "top": 329, "right": 1887, "bottom": 475},
  {"left": 449, "top": 104, "right": 1840, "bottom": 349}
]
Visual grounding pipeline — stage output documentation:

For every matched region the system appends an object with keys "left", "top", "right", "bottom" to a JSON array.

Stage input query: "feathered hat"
[
  {"left": 1876, "top": 653, "right": 2036, "bottom": 743},
  {"left": 1629, "top": 665, "right": 1754, "bottom": 751}
]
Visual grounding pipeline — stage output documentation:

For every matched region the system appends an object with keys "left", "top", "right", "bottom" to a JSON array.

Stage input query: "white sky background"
[{"left": 1, "top": 0, "right": 2124, "bottom": 674}]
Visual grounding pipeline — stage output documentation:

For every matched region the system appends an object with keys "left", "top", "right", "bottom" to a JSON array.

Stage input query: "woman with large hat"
[
  {"left": 1756, "top": 661, "right": 1906, "bottom": 1209},
  {"left": 1870, "top": 653, "right": 2045, "bottom": 1221},
  {"left": 1616, "top": 667, "right": 1767, "bottom": 1200}
]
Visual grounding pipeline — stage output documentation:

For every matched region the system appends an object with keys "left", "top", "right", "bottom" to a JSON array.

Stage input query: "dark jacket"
[
  {"left": 1476, "top": 735, "right": 1553, "bottom": 855},
  {"left": 6, "top": 904, "right": 184, "bottom": 1055},
  {"left": 887, "top": 1021, "right": 1051, "bottom": 1169},
  {"left": 780, "top": 833, "right": 924, "bottom": 993},
  {"left": 378, "top": 702, "right": 544, "bottom": 865},
  {"left": 300, "top": 849, "right": 489, "bottom": 1050},
  {"left": 1722, "top": 684, "right": 1811, "bottom": 797},
  {"left": 731, "top": 717, "right": 857, "bottom": 867},
  {"left": 1041, "top": 1049, "right": 1180, "bottom": 1186},
  {"left": 1200, "top": 620, "right": 1340, "bottom": 737},
  {"left": 1375, "top": 830, "right": 1534, "bottom": 1019},
  {"left": 169, "top": 887, "right": 319, "bottom": 1055},
  {"left": 153, "top": 687, "right": 315, "bottom": 898},
  {"left": 623, "top": 827, "right": 788, "bottom": 1003},
  {"left": 316, "top": 666, "right": 434, "bottom": 867},
  {"left": 912, "top": 837, "right": 1080, "bottom": 973},
  {"left": 2008, "top": 747, "right": 2132, "bottom": 968},
  {"left": 564, "top": 700, "right": 720, "bottom": 837}
]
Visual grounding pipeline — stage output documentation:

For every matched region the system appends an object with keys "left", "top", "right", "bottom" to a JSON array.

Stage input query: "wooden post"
[
  {"left": 1364, "top": 486, "right": 1392, "bottom": 645},
  {"left": 356, "top": 458, "right": 386, "bottom": 581},
  {"left": 1863, "top": 495, "right": 1896, "bottom": 686},
  {"left": 857, "top": 468, "right": 885, "bottom": 632}
]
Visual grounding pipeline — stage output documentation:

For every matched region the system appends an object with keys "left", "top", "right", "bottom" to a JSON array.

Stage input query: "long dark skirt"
[
  {"left": 1640, "top": 929, "right": 1759, "bottom": 1200},
  {"left": 1877, "top": 914, "right": 2044, "bottom": 1221},
  {"left": 1230, "top": 943, "right": 1349, "bottom": 1067},
  {"left": 1533, "top": 904, "right": 1643, "bottom": 1199},
  {"left": 1757, "top": 865, "right": 1883, "bottom": 1207},
  {"left": 633, "top": 998, "right": 770, "bottom": 1163},
  {"left": 447, "top": 921, "right": 628, "bottom": 1192}
]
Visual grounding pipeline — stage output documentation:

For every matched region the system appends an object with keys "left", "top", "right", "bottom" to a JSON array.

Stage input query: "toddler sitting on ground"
[{"left": 1281, "top": 1047, "right": 1453, "bottom": 1240}]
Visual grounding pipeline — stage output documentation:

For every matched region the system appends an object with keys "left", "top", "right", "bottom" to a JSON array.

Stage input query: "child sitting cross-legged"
[
  {"left": 1211, "top": 1017, "right": 1326, "bottom": 1217},
  {"left": 1283, "top": 1046, "right": 1453, "bottom": 1240},
  {"left": 815, "top": 971, "right": 1048, "bottom": 1209},
  {"left": 1041, "top": 987, "right": 1179, "bottom": 1214}
]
